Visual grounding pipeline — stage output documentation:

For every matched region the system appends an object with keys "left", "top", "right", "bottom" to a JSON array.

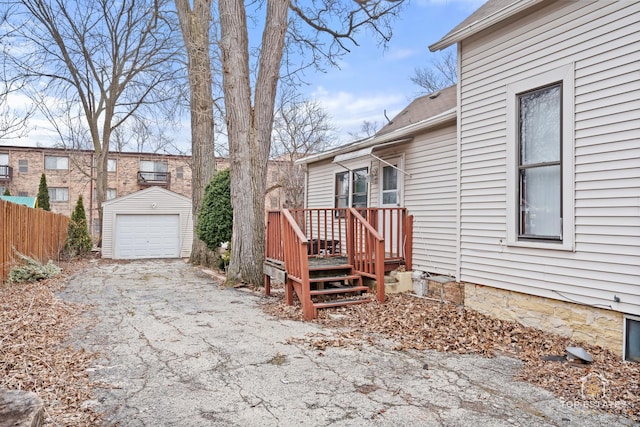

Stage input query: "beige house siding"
[
  {"left": 101, "top": 187, "right": 194, "bottom": 258},
  {"left": 305, "top": 122, "right": 458, "bottom": 277},
  {"left": 457, "top": 1, "right": 640, "bottom": 315}
]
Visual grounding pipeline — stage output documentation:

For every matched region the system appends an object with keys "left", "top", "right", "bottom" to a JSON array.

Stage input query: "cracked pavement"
[{"left": 60, "top": 259, "right": 635, "bottom": 426}]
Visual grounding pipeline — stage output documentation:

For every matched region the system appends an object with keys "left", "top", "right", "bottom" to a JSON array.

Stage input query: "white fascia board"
[
  {"left": 296, "top": 107, "right": 457, "bottom": 166},
  {"left": 428, "top": 0, "right": 544, "bottom": 52}
]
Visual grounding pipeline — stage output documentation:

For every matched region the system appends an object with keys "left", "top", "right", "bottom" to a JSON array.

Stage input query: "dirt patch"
[{"left": 261, "top": 285, "right": 640, "bottom": 421}]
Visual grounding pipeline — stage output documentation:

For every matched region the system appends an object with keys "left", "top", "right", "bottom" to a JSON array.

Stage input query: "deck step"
[
  {"left": 309, "top": 264, "right": 354, "bottom": 272},
  {"left": 309, "top": 274, "right": 361, "bottom": 284},
  {"left": 313, "top": 298, "right": 372, "bottom": 309},
  {"left": 310, "top": 286, "right": 369, "bottom": 296}
]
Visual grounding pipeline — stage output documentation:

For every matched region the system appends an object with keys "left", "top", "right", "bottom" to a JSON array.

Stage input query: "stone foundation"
[
  {"left": 464, "top": 283, "right": 624, "bottom": 355},
  {"left": 412, "top": 274, "right": 464, "bottom": 305}
]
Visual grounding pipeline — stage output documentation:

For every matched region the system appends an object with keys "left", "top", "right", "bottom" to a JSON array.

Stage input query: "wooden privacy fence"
[{"left": 0, "top": 199, "right": 69, "bottom": 283}]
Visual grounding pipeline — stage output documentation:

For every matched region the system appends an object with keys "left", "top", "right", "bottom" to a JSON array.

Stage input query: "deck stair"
[{"left": 308, "top": 264, "right": 371, "bottom": 311}]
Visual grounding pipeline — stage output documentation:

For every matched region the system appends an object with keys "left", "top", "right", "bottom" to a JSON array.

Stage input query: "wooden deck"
[{"left": 264, "top": 208, "right": 413, "bottom": 320}]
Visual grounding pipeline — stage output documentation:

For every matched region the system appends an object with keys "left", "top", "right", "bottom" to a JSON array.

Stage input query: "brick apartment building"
[{"left": 0, "top": 145, "right": 287, "bottom": 237}]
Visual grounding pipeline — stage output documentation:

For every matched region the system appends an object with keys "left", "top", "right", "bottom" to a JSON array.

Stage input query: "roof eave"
[
  {"left": 429, "top": 0, "right": 544, "bottom": 52},
  {"left": 296, "top": 107, "right": 456, "bottom": 166}
]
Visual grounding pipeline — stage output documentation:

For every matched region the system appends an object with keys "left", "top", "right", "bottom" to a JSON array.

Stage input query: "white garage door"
[{"left": 114, "top": 214, "right": 180, "bottom": 259}]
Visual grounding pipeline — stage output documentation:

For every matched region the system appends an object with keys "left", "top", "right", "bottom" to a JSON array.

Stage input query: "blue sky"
[
  {"left": 305, "top": 0, "right": 483, "bottom": 142},
  {"left": 7, "top": 0, "right": 483, "bottom": 150}
]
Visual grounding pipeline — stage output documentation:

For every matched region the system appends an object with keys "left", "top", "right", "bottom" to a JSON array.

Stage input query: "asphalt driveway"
[{"left": 60, "top": 259, "right": 634, "bottom": 426}]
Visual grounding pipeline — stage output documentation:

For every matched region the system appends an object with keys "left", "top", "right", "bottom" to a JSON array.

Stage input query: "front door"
[{"left": 379, "top": 157, "right": 403, "bottom": 256}]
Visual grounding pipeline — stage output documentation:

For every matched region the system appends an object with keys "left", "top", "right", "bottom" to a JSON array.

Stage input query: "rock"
[{"left": 0, "top": 389, "right": 44, "bottom": 427}]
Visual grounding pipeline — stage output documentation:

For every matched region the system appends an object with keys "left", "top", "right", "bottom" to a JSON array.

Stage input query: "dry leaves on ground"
[
  {"left": 0, "top": 259, "right": 102, "bottom": 425},
  {"left": 261, "top": 287, "right": 640, "bottom": 421}
]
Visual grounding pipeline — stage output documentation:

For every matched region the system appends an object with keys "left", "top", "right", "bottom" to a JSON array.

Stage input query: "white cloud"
[
  {"left": 311, "top": 86, "right": 406, "bottom": 142},
  {"left": 384, "top": 48, "right": 417, "bottom": 61}
]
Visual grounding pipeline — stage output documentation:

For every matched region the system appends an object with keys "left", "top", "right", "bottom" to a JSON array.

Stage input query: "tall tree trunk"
[
  {"left": 219, "top": 0, "right": 289, "bottom": 285},
  {"left": 175, "top": 0, "right": 217, "bottom": 267}
]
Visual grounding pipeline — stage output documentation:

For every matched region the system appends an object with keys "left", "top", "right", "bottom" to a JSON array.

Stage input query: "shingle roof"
[
  {"left": 376, "top": 85, "right": 457, "bottom": 136},
  {"left": 429, "top": 0, "right": 542, "bottom": 51}
]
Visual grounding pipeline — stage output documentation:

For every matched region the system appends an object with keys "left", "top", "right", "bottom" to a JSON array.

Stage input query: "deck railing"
[
  {"left": 265, "top": 207, "right": 412, "bottom": 269},
  {"left": 280, "top": 209, "right": 314, "bottom": 319},
  {"left": 348, "top": 208, "right": 386, "bottom": 303}
]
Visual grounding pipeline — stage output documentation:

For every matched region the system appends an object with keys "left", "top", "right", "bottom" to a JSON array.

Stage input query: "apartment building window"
[
  {"left": 18, "top": 191, "right": 28, "bottom": 197},
  {"left": 334, "top": 167, "right": 369, "bottom": 213},
  {"left": 107, "top": 159, "right": 117, "bottom": 172},
  {"left": 93, "top": 219, "right": 101, "bottom": 236},
  {"left": 176, "top": 167, "right": 183, "bottom": 179},
  {"left": 505, "top": 64, "right": 574, "bottom": 250},
  {"left": 140, "top": 160, "right": 167, "bottom": 173},
  {"left": 45, "top": 155, "right": 69, "bottom": 170},
  {"left": 0, "top": 186, "right": 6, "bottom": 194},
  {"left": 18, "top": 159, "right": 28, "bottom": 173},
  {"left": 94, "top": 188, "right": 117, "bottom": 201},
  {"left": 0, "top": 153, "right": 8, "bottom": 165},
  {"left": 48, "top": 187, "right": 69, "bottom": 202}
]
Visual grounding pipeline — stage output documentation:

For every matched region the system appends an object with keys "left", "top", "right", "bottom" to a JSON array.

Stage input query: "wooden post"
[{"left": 405, "top": 215, "right": 413, "bottom": 271}]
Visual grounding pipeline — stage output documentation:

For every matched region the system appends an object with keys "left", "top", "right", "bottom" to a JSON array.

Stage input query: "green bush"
[
  {"left": 2, "top": 188, "right": 10, "bottom": 196},
  {"left": 37, "top": 173, "right": 50, "bottom": 211},
  {"left": 197, "top": 168, "right": 232, "bottom": 252},
  {"left": 64, "top": 195, "right": 93, "bottom": 257}
]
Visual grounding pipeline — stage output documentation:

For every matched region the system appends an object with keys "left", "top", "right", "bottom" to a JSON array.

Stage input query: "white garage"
[{"left": 101, "top": 187, "right": 193, "bottom": 259}]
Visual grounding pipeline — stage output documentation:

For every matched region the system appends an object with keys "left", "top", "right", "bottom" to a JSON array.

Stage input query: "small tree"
[
  {"left": 65, "top": 195, "right": 93, "bottom": 257},
  {"left": 197, "top": 169, "right": 232, "bottom": 252},
  {"left": 2, "top": 188, "right": 10, "bottom": 196},
  {"left": 37, "top": 173, "right": 50, "bottom": 211}
]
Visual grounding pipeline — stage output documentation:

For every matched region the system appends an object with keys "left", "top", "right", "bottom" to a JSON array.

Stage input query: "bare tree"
[
  {"left": 270, "top": 87, "right": 336, "bottom": 208},
  {"left": 4, "top": 0, "right": 182, "bottom": 241},
  {"left": 174, "top": 0, "right": 218, "bottom": 266},
  {"left": 411, "top": 48, "right": 457, "bottom": 94},
  {"left": 218, "top": 0, "right": 406, "bottom": 285},
  {"left": 348, "top": 119, "right": 381, "bottom": 140}
]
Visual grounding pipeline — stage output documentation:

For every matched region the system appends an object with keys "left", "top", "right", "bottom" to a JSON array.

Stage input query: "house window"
[
  {"left": 18, "top": 159, "right": 28, "bottom": 173},
  {"left": 176, "top": 166, "right": 183, "bottom": 179},
  {"left": 45, "top": 155, "right": 69, "bottom": 170},
  {"left": 625, "top": 316, "right": 640, "bottom": 362},
  {"left": 351, "top": 168, "right": 368, "bottom": 209},
  {"left": 0, "top": 153, "right": 8, "bottom": 165},
  {"left": 335, "top": 171, "right": 349, "bottom": 210},
  {"left": 107, "top": 159, "right": 117, "bottom": 172},
  {"left": 18, "top": 191, "right": 28, "bottom": 197},
  {"left": 505, "top": 64, "right": 574, "bottom": 250},
  {"left": 48, "top": 187, "right": 69, "bottom": 202},
  {"left": 334, "top": 167, "right": 369, "bottom": 212},
  {"left": 518, "top": 83, "right": 562, "bottom": 240},
  {"left": 0, "top": 186, "right": 6, "bottom": 194}
]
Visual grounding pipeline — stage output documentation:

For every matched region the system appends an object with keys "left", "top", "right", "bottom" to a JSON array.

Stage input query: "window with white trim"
[
  {"left": 518, "top": 83, "right": 562, "bottom": 240},
  {"left": 506, "top": 64, "right": 574, "bottom": 250},
  {"left": 334, "top": 167, "right": 368, "bottom": 212},
  {"left": 18, "top": 159, "right": 28, "bottom": 173},
  {"left": 45, "top": 155, "right": 69, "bottom": 170},
  {"left": 107, "top": 159, "right": 117, "bottom": 172},
  {"left": 48, "top": 187, "right": 69, "bottom": 202},
  {"left": 0, "top": 153, "right": 8, "bottom": 165}
]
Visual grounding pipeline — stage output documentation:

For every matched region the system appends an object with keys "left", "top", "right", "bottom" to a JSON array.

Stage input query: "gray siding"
[
  {"left": 102, "top": 187, "right": 193, "bottom": 258},
  {"left": 458, "top": 1, "right": 640, "bottom": 314},
  {"left": 305, "top": 123, "right": 458, "bottom": 276}
]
